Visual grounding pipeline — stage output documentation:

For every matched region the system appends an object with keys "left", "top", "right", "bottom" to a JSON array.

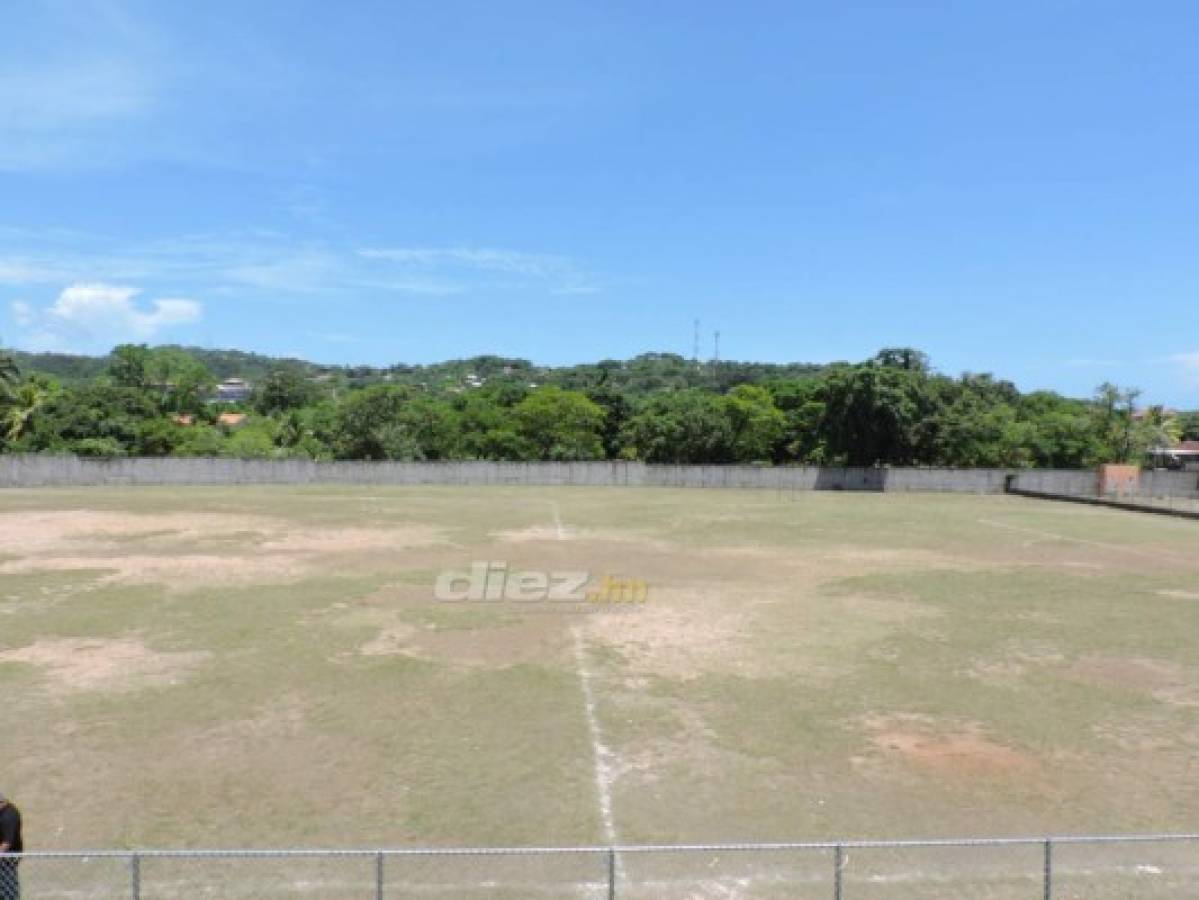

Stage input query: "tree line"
[{"left": 1, "top": 344, "right": 1194, "bottom": 467}]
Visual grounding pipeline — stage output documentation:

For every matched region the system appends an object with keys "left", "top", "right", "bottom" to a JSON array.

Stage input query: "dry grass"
[{"left": 0, "top": 484, "right": 1197, "bottom": 862}]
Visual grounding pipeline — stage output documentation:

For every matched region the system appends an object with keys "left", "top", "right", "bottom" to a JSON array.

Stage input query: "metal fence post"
[
  {"left": 607, "top": 847, "right": 617, "bottom": 900},
  {"left": 1043, "top": 839, "right": 1053, "bottom": 900},
  {"left": 130, "top": 852, "right": 141, "bottom": 900},
  {"left": 375, "top": 851, "right": 384, "bottom": 900},
  {"left": 833, "top": 844, "right": 843, "bottom": 900}
]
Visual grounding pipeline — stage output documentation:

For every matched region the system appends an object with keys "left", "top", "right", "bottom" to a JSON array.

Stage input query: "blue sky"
[{"left": 2, "top": 1, "right": 1198, "bottom": 405}]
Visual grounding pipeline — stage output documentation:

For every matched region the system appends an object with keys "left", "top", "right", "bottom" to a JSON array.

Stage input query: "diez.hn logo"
[{"left": 434, "top": 562, "right": 648, "bottom": 606}]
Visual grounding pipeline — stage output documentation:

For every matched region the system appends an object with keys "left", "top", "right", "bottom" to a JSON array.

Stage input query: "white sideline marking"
[{"left": 977, "top": 518, "right": 1191, "bottom": 564}]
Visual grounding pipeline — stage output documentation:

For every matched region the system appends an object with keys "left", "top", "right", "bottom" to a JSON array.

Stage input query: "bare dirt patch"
[
  {"left": 1158, "top": 589, "right": 1199, "bottom": 601},
  {"left": 0, "top": 510, "right": 447, "bottom": 586},
  {"left": 196, "top": 695, "right": 308, "bottom": 746},
  {"left": 862, "top": 714, "right": 1034, "bottom": 777},
  {"left": 362, "top": 617, "right": 567, "bottom": 667},
  {"left": 0, "top": 510, "right": 277, "bottom": 553},
  {"left": 259, "top": 526, "right": 445, "bottom": 554},
  {"left": 359, "top": 622, "right": 420, "bottom": 657},
  {"left": 0, "top": 637, "right": 209, "bottom": 693},
  {"left": 493, "top": 525, "right": 674, "bottom": 553},
  {"left": 584, "top": 585, "right": 756, "bottom": 681},
  {"left": 1068, "top": 656, "right": 1199, "bottom": 707},
  {"left": 494, "top": 525, "right": 572, "bottom": 543},
  {"left": 966, "top": 641, "right": 1067, "bottom": 684}
]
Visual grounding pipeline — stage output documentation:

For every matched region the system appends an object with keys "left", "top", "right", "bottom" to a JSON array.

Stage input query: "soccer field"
[{"left": 2, "top": 485, "right": 1197, "bottom": 860}]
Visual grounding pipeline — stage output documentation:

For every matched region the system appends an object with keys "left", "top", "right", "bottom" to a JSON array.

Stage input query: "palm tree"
[
  {"left": 4, "top": 379, "right": 46, "bottom": 443},
  {"left": 0, "top": 351, "right": 17, "bottom": 400}
]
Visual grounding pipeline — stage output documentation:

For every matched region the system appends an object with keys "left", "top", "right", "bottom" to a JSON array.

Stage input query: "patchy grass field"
[{"left": 1, "top": 485, "right": 1197, "bottom": 872}]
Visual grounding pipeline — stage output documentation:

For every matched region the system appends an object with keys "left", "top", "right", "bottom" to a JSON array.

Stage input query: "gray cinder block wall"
[{"left": 1, "top": 454, "right": 1195, "bottom": 498}]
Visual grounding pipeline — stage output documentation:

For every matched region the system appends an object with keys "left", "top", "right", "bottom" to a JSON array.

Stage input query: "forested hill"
[
  {"left": 12, "top": 346, "right": 312, "bottom": 385},
  {"left": 12, "top": 347, "right": 827, "bottom": 396},
  {"left": 2, "top": 343, "right": 1195, "bottom": 467}
]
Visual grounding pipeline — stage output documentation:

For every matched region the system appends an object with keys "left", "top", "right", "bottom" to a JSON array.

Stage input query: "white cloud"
[
  {"left": 49, "top": 283, "right": 200, "bottom": 335},
  {"left": 15, "top": 283, "right": 202, "bottom": 351}
]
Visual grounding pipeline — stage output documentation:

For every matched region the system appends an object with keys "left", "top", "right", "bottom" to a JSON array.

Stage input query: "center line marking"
[
  {"left": 548, "top": 500, "right": 567, "bottom": 540},
  {"left": 572, "top": 625, "right": 621, "bottom": 851},
  {"left": 553, "top": 498, "right": 624, "bottom": 867}
]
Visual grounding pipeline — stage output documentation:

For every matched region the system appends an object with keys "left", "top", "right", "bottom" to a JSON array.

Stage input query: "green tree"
[
  {"left": 1178, "top": 411, "right": 1199, "bottom": 441},
  {"left": 871, "top": 347, "right": 930, "bottom": 372},
  {"left": 332, "top": 386, "right": 459, "bottom": 459},
  {"left": 930, "top": 392, "right": 1022, "bottom": 467},
  {"left": 1139, "top": 405, "right": 1182, "bottom": 449},
  {"left": 107, "top": 344, "right": 153, "bottom": 389},
  {"left": 147, "top": 348, "right": 216, "bottom": 413},
  {"left": 135, "top": 418, "right": 188, "bottom": 456},
  {"left": 253, "top": 367, "right": 317, "bottom": 415},
  {"left": 1091, "top": 383, "right": 1146, "bottom": 464},
  {"left": 766, "top": 378, "right": 828, "bottom": 462},
  {"left": 723, "top": 384, "right": 785, "bottom": 462},
  {"left": 819, "top": 363, "right": 933, "bottom": 465},
  {"left": 511, "top": 386, "right": 605, "bottom": 460},
  {"left": 585, "top": 380, "right": 633, "bottom": 459},
  {"left": 333, "top": 384, "right": 409, "bottom": 459},
  {"left": 223, "top": 419, "right": 282, "bottom": 458},
  {"left": 0, "top": 350, "right": 19, "bottom": 400},
  {"left": 20, "top": 384, "right": 159, "bottom": 455},
  {"left": 171, "top": 425, "right": 226, "bottom": 457},
  {"left": 2, "top": 377, "right": 52, "bottom": 445},
  {"left": 622, "top": 390, "right": 734, "bottom": 463},
  {"left": 390, "top": 397, "right": 461, "bottom": 460}
]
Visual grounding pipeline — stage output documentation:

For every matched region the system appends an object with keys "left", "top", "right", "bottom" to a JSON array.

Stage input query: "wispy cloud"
[
  {"left": 2, "top": 231, "right": 598, "bottom": 303},
  {"left": 359, "top": 246, "right": 565, "bottom": 277},
  {"left": 1, "top": 229, "right": 601, "bottom": 351},
  {"left": 0, "top": 259, "right": 66, "bottom": 285},
  {"left": 1062, "top": 358, "right": 1127, "bottom": 368},
  {"left": 359, "top": 245, "right": 598, "bottom": 294},
  {"left": 14, "top": 283, "right": 201, "bottom": 352},
  {"left": 0, "top": 4, "right": 161, "bottom": 172}
]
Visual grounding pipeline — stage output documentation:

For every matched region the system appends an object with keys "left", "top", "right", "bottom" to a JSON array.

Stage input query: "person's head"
[{"left": 0, "top": 794, "right": 7, "bottom": 809}]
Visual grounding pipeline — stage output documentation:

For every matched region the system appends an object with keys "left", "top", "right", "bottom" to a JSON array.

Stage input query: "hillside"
[{"left": 11, "top": 346, "right": 828, "bottom": 396}]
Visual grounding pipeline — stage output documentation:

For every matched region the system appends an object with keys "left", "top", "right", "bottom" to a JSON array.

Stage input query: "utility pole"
[{"left": 692, "top": 319, "right": 701, "bottom": 366}]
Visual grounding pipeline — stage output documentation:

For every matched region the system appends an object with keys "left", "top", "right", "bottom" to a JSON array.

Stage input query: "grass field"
[{"left": 1, "top": 485, "right": 1197, "bottom": 880}]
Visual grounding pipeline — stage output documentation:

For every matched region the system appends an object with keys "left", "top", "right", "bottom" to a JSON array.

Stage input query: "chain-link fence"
[{"left": 4, "top": 834, "right": 1198, "bottom": 899}]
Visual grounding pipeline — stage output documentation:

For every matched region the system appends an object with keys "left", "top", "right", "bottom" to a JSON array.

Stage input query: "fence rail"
[{"left": 4, "top": 833, "right": 1198, "bottom": 898}]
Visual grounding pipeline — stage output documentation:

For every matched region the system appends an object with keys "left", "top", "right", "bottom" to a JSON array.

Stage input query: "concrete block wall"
[
  {"left": 1007, "top": 469, "right": 1097, "bottom": 496},
  {"left": 1141, "top": 470, "right": 1199, "bottom": 499},
  {"left": 1, "top": 454, "right": 1195, "bottom": 500},
  {"left": 0, "top": 456, "right": 651, "bottom": 488}
]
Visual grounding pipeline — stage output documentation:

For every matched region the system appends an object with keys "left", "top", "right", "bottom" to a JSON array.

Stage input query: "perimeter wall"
[{"left": 5, "top": 454, "right": 1195, "bottom": 496}]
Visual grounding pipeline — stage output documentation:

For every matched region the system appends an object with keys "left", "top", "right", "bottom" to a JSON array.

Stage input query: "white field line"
[
  {"left": 552, "top": 498, "right": 623, "bottom": 871},
  {"left": 548, "top": 500, "right": 567, "bottom": 540},
  {"left": 572, "top": 626, "right": 620, "bottom": 850},
  {"left": 977, "top": 518, "right": 1192, "bottom": 565}
]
